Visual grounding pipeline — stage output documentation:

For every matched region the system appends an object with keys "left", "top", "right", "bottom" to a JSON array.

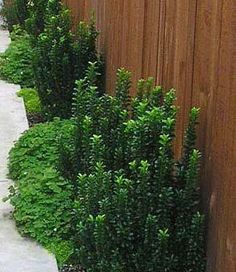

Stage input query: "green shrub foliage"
[
  {"left": 14, "top": 0, "right": 29, "bottom": 27},
  {"left": 8, "top": 119, "right": 76, "bottom": 264},
  {"left": 25, "top": 0, "right": 48, "bottom": 38},
  {"left": 0, "top": 0, "right": 18, "bottom": 31},
  {"left": 33, "top": 1, "right": 74, "bottom": 119},
  {"left": 25, "top": 0, "right": 69, "bottom": 40},
  {"left": 59, "top": 63, "right": 206, "bottom": 271},
  {"left": 33, "top": 1, "right": 101, "bottom": 119},
  {"left": 0, "top": 0, "right": 29, "bottom": 31},
  {"left": 0, "top": 0, "right": 101, "bottom": 119},
  {"left": 73, "top": 21, "right": 102, "bottom": 89}
]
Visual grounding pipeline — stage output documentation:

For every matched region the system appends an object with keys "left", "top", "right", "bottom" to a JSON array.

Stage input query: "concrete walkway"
[{"left": 0, "top": 29, "right": 58, "bottom": 271}]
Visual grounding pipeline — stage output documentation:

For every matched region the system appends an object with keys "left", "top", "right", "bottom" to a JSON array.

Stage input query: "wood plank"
[
  {"left": 208, "top": 0, "right": 236, "bottom": 270},
  {"left": 63, "top": 0, "right": 85, "bottom": 25},
  {"left": 120, "top": 0, "right": 146, "bottom": 95},
  {"left": 142, "top": 0, "right": 161, "bottom": 81},
  {"left": 103, "top": 0, "right": 125, "bottom": 93},
  {"left": 192, "top": 0, "right": 236, "bottom": 271}
]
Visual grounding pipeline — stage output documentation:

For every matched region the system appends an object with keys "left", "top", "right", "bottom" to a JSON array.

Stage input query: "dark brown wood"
[{"left": 63, "top": 1, "right": 236, "bottom": 271}]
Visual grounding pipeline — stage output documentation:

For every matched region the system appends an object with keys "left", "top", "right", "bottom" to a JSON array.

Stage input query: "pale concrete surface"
[
  {"left": 0, "top": 29, "right": 58, "bottom": 271},
  {"left": 0, "top": 81, "right": 26, "bottom": 178},
  {"left": 0, "top": 29, "right": 10, "bottom": 53}
]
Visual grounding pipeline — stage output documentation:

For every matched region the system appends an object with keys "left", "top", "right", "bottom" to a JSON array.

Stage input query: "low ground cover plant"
[
  {"left": 0, "top": 25, "right": 34, "bottom": 87},
  {"left": 17, "top": 88, "right": 41, "bottom": 113},
  {"left": 8, "top": 119, "right": 76, "bottom": 265},
  {"left": 17, "top": 88, "right": 44, "bottom": 126}
]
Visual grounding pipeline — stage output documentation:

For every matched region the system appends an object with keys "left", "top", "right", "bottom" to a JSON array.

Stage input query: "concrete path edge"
[{"left": 0, "top": 29, "right": 58, "bottom": 272}]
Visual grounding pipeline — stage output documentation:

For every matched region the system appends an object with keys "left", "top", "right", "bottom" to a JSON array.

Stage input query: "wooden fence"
[{"left": 63, "top": 1, "right": 236, "bottom": 271}]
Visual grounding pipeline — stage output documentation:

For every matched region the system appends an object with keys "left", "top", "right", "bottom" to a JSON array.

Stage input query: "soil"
[
  {"left": 60, "top": 264, "right": 85, "bottom": 272},
  {"left": 26, "top": 112, "right": 45, "bottom": 127}
]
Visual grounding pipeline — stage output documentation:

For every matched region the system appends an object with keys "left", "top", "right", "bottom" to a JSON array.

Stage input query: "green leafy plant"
[
  {"left": 73, "top": 21, "right": 102, "bottom": 89},
  {"left": 14, "top": 0, "right": 29, "bottom": 27},
  {"left": 8, "top": 61, "right": 205, "bottom": 270},
  {"left": 0, "top": 0, "right": 18, "bottom": 31},
  {"left": 0, "top": 26, "right": 34, "bottom": 87},
  {"left": 1, "top": 0, "right": 102, "bottom": 119},
  {"left": 33, "top": 1, "right": 102, "bottom": 119},
  {"left": 17, "top": 88, "right": 41, "bottom": 113},
  {"left": 59, "top": 63, "right": 206, "bottom": 271},
  {"left": 8, "top": 119, "right": 76, "bottom": 264},
  {"left": 33, "top": 1, "right": 74, "bottom": 119},
  {"left": 26, "top": 0, "right": 58, "bottom": 40},
  {"left": 0, "top": 0, "right": 29, "bottom": 31}
]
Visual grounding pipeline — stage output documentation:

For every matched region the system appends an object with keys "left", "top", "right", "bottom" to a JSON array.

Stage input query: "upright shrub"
[
  {"left": 73, "top": 21, "right": 102, "bottom": 89},
  {"left": 33, "top": 1, "right": 74, "bottom": 118},
  {"left": 0, "top": 0, "right": 18, "bottom": 31},
  {"left": 33, "top": 1, "right": 102, "bottom": 119},
  {"left": 25, "top": 0, "right": 48, "bottom": 38},
  {"left": 1, "top": 0, "right": 102, "bottom": 119},
  {"left": 0, "top": 0, "right": 29, "bottom": 31},
  {"left": 14, "top": 0, "right": 29, "bottom": 27},
  {"left": 59, "top": 63, "right": 206, "bottom": 271}
]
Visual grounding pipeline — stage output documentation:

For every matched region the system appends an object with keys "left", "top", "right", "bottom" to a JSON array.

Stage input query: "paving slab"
[{"left": 0, "top": 29, "right": 58, "bottom": 272}]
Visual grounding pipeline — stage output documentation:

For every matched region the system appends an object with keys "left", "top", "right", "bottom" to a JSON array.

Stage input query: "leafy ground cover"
[
  {"left": 8, "top": 119, "right": 76, "bottom": 265},
  {"left": 0, "top": 26, "right": 34, "bottom": 87},
  {"left": 17, "top": 88, "right": 41, "bottom": 113},
  {"left": 17, "top": 88, "right": 44, "bottom": 126}
]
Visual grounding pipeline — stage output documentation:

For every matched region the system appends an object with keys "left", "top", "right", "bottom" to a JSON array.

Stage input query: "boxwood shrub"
[
  {"left": 32, "top": 0, "right": 102, "bottom": 119},
  {"left": 59, "top": 63, "right": 206, "bottom": 271}
]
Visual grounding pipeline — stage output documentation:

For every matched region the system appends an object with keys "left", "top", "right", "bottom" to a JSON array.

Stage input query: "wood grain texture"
[
  {"left": 63, "top": 1, "right": 236, "bottom": 271},
  {"left": 63, "top": 0, "right": 85, "bottom": 28}
]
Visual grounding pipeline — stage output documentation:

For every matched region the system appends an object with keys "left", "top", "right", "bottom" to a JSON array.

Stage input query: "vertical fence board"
[
  {"left": 64, "top": 0, "right": 84, "bottom": 25},
  {"left": 171, "top": 0, "right": 197, "bottom": 157},
  {"left": 103, "top": 0, "right": 125, "bottom": 93},
  {"left": 119, "top": 0, "right": 145, "bottom": 95},
  {"left": 141, "top": 0, "right": 160, "bottom": 80},
  {"left": 191, "top": 1, "right": 225, "bottom": 270},
  {"left": 204, "top": 0, "right": 236, "bottom": 270},
  {"left": 155, "top": 0, "right": 166, "bottom": 85}
]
